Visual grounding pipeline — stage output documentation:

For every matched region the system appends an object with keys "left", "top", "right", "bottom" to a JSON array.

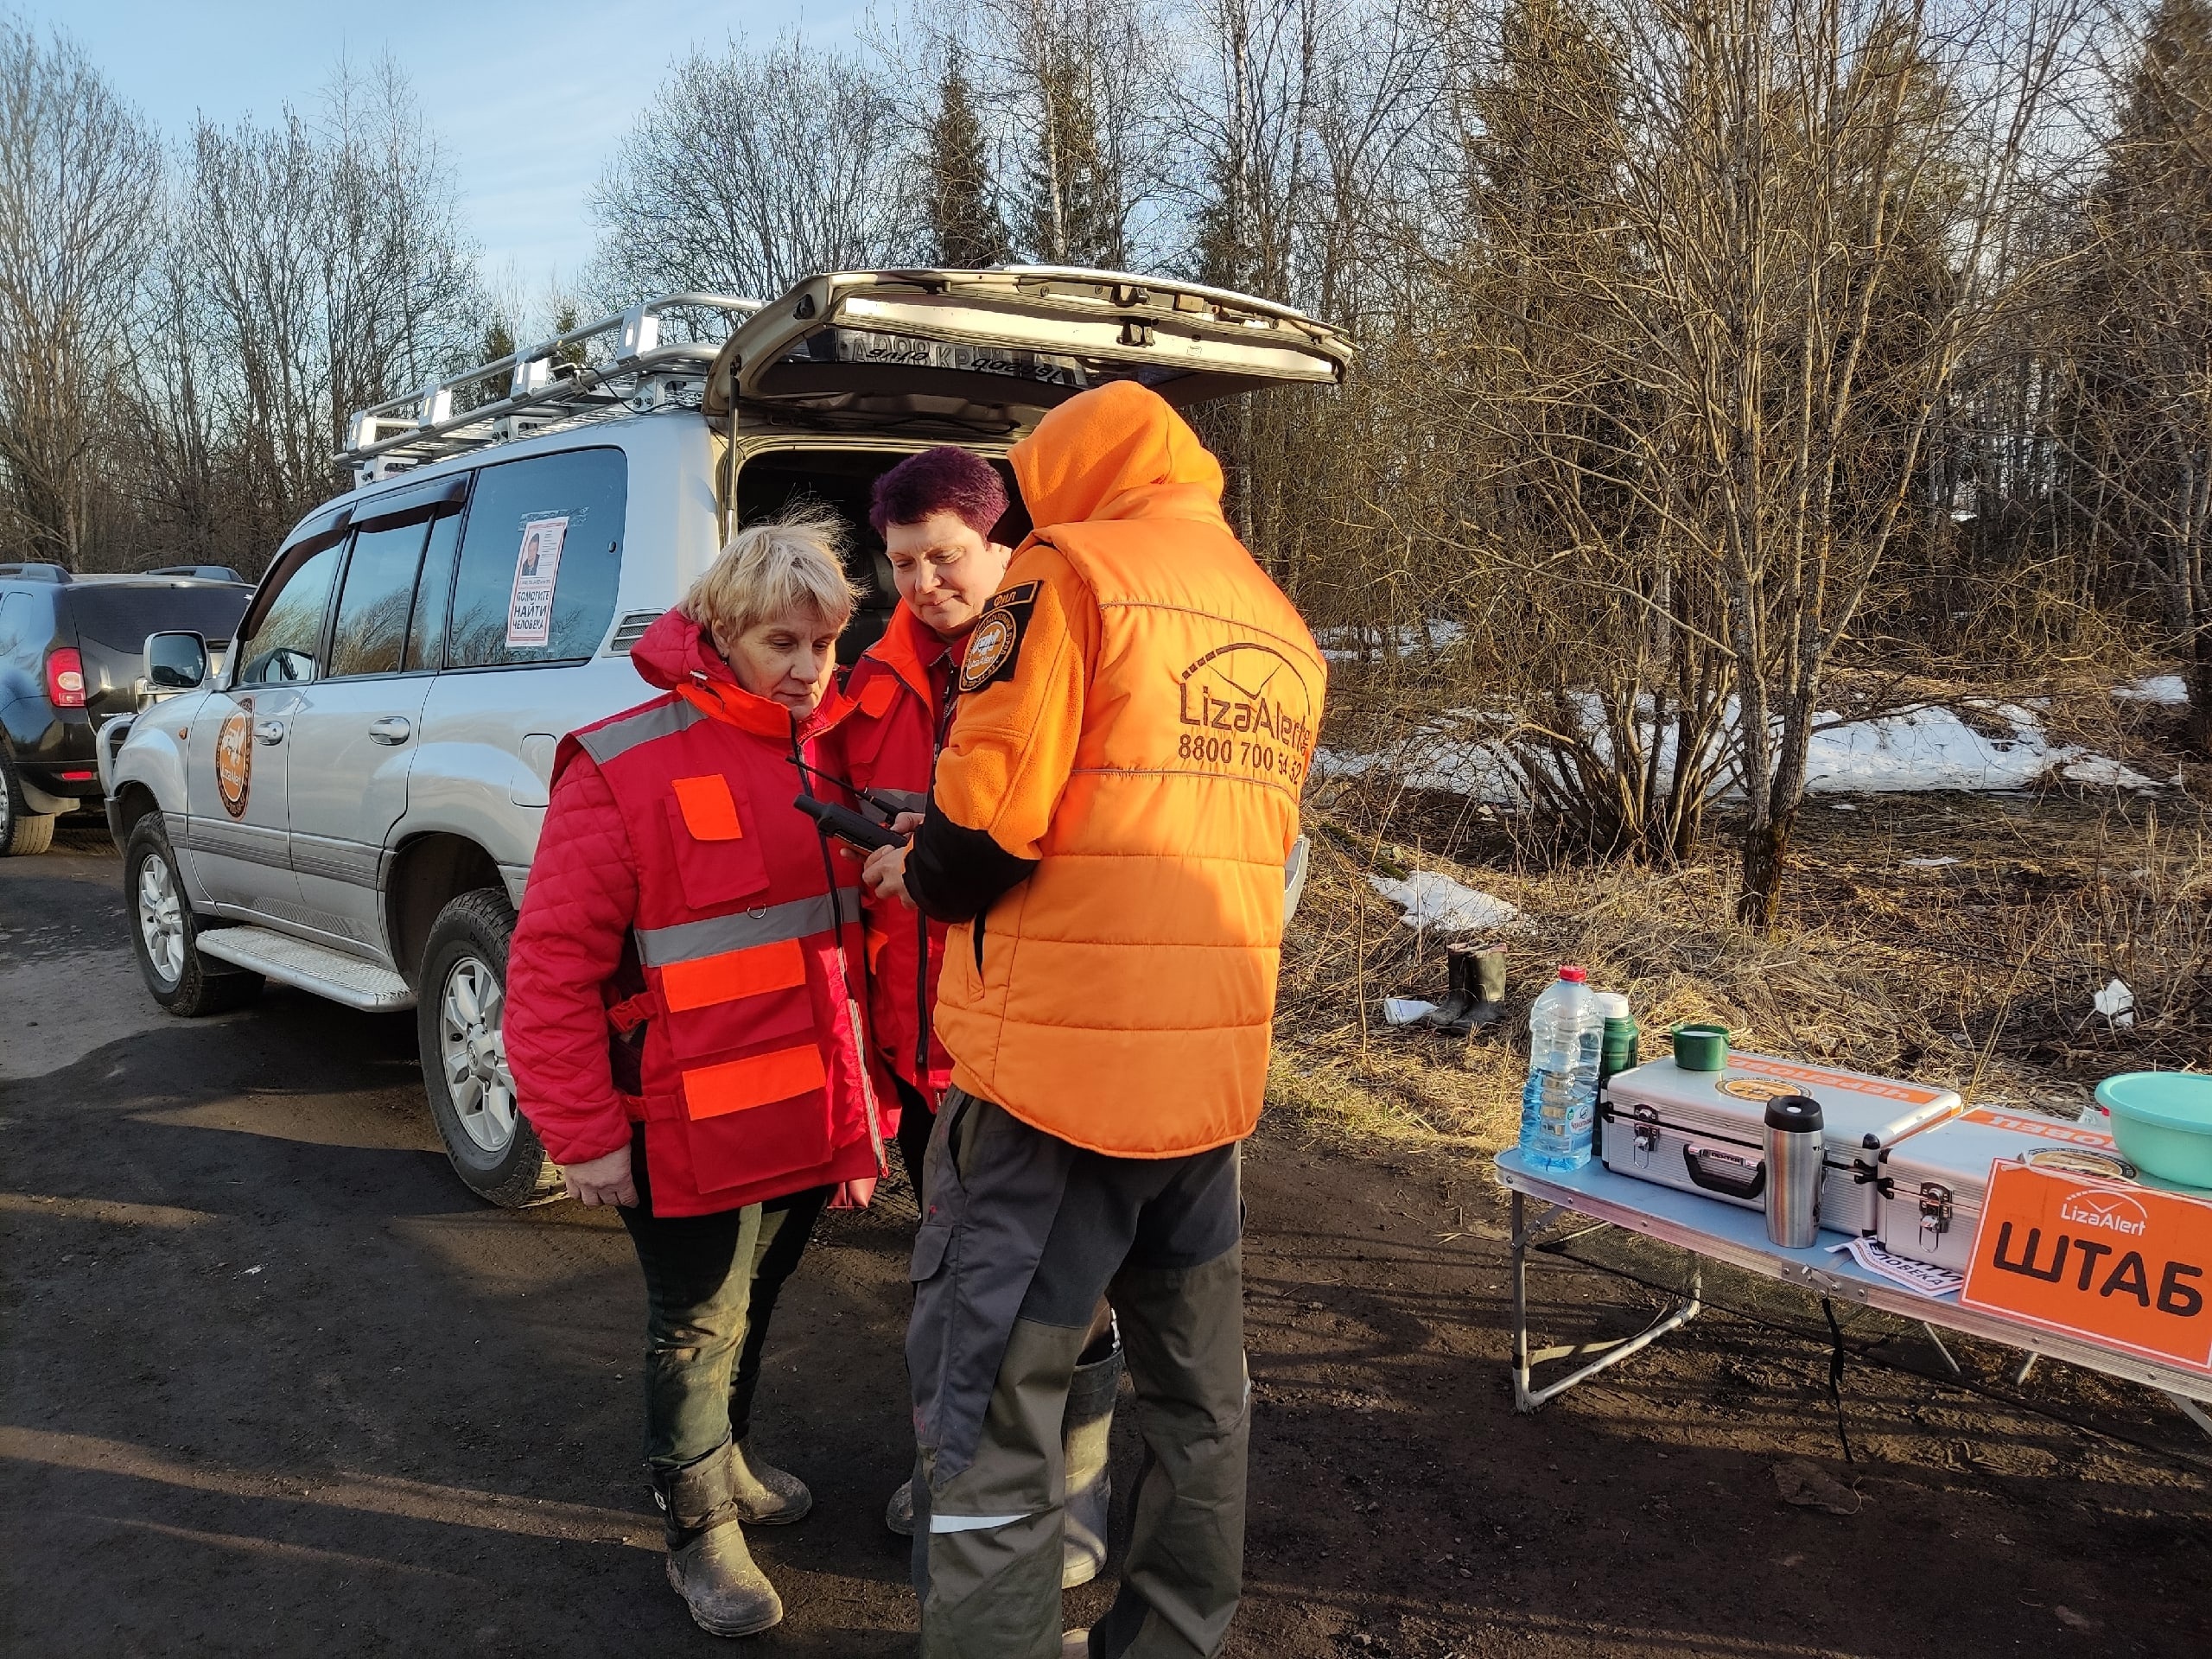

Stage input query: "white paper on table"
[{"left": 1826, "top": 1236, "right": 1964, "bottom": 1300}]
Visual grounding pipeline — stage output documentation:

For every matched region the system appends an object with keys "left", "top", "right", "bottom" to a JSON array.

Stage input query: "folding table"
[{"left": 1494, "top": 1147, "right": 2212, "bottom": 1441}]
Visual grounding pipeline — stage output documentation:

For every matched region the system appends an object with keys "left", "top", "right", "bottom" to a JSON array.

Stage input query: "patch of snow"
[
  {"left": 1903, "top": 855, "right": 1959, "bottom": 868},
  {"left": 1368, "top": 871, "right": 1524, "bottom": 935},
  {"left": 1324, "top": 695, "right": 2163, "bottom": 806},
  {"left": 1317, "top": 619, "right": 1465, "bottom": 664},
  {"left": 2114, "top": 675, "right": 2188, "bottom": 706},
  {"left": 1802, "top": 703, "right": 2054, "bottom": 792},
  {"left": 2061, "top": 755, "right": 2159, "bottom": 788},
  {"left": 1382, "top": 997, "right": 1439, "bottom": 1026}
]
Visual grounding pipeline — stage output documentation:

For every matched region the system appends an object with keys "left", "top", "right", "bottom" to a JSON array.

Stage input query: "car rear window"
[
  {"left": 446, "top": 447, "right": 626, "bottom": 669},
  {"left": 66, "top": 584, "right": 253, "bottom": 651}
]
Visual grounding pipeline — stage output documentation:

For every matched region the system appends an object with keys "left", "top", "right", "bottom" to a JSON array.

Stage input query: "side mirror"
[{"left": 144, "top": 631, "right": 207, "bottom": 691}]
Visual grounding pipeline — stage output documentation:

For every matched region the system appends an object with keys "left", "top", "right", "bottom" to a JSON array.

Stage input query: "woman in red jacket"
[{"left": 505, "top": 509, "right": 887, "bottom": 1639}]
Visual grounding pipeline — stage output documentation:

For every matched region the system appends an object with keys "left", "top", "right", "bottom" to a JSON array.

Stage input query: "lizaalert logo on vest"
[
  {"left": 1174, "top": 641, "right": 1317, "bottom": 788},
  {"left": 215, "top": 697, "right": 253, "bottom": 819},
  {"left": 1959, "top": 1160, "right": 2212, "bottom": 1375}
]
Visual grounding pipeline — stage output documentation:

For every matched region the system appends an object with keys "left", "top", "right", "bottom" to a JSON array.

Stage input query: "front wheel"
[
  {"left": 417, "top": 887, "right": 561, "bottom": 1208},
  {"left": 124, "top": 814, "right": 263, "bottom": 1015}
]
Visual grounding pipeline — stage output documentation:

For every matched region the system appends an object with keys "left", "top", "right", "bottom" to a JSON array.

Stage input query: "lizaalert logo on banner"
[{"left": 1959, "top": 1161, "right": 2212, "bottom": 1375}]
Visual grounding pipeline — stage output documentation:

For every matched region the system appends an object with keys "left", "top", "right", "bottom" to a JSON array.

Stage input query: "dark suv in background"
[{"left": 0, "top": 562, "right": 251, "bottom": 854}]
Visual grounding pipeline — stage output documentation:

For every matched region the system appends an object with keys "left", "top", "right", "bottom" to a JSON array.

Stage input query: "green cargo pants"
[{"left": 907, "top": 1090, "right": 1249, "bottom": 1658}]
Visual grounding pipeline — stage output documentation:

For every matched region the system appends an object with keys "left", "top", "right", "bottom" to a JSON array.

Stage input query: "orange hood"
[{"left": 1009, "top": 382, "right": 1230, "bottom": 534}]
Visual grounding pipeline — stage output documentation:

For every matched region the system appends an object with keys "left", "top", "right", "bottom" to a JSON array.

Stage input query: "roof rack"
[
  {"left": 0, "top": 561, "right": 68, "bottom": 582},
  {"left": 334, "top": 292, "right": 765, "bottom": 486}
]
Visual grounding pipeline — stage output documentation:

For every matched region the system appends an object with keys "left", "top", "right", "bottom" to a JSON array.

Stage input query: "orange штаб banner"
[{"left": 1959, "top": 1162, "right": 2212, "bottom": 1374}]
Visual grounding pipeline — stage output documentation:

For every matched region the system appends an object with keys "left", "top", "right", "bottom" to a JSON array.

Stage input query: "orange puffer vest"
[
  {"left": 561, "top": 615, "right": 887, "bottom": 1214},
  {"left": 931, "top": 385, "right": 1328, "bottom": 1156}
]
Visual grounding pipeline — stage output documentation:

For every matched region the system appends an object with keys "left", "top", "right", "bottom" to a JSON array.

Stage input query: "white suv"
[{"left": 100, "top": 268, "right": 1349, "bottom": 1205}]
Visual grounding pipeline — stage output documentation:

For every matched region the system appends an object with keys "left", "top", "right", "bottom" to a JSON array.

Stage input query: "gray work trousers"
[{"left": 907, "top": 1089, "right": 1249, "bottom": 1659}]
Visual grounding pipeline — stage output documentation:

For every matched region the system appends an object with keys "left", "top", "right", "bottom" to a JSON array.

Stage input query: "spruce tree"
[{"left": 929, "top": 55, "right": 1004, "bottom": 267}]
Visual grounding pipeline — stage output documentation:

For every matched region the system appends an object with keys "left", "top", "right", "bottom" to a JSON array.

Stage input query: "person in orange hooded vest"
[
  {"left": 864, "top": 384, "right": 1326, "bottom": 1657},
  {"left": 505, "top": 510, "right": 890, "bottom": 1639},
  {"left": 844, "top": 450, "right": 1126, "bottom": 1582}
]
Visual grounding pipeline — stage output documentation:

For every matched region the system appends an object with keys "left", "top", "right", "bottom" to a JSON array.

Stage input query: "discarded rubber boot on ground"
[
  {"left": 652, "top": 1440, "right": 784, "bottom": 1637},
  {"left": 732, "top": 1439, "right": 811, "bottom": 1526},
  {"left": 884, "top": 1475, "right": 915, "bottom": 1537},
  {"left": 1432, "top": 944, "right": 1506, "bottom": 1036},
  {"left": 1061, "top": 1334, "right": 1124, "bottom": 1587}
]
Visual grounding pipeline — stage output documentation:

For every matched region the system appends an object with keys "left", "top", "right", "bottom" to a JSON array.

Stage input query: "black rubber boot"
[
  {"left": 1061, "top": 1335, "right": 1123, "bottom": 1587},
  {"left": 1428, "top": 944, "right": 1481, "bottom": 1033},
  {"left": 884, "top": 1475, "right": 915, "bottom": 1537},
  {"left": 1465, "top": 946, "right": 1508, "bottom": 1029},
  {"left": 652, "top": 1441, "right": 783, "bottom": 1637}
]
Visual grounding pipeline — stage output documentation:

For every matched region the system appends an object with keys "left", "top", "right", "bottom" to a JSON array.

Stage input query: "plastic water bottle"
[{"left": 1518, "top": 966, "right": 1602, "bottom": 1172}]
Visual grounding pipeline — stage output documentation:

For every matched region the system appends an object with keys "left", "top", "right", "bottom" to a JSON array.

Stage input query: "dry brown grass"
[{"left": 1271, "top": 772, "right": 2212, "bottom": 1154}]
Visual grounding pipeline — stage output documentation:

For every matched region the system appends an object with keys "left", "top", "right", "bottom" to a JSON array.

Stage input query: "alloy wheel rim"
[
  {"left": 439, "top": 956, "right": 515, "bottom": 1154},
  {"left": 136, "top": 852, "right": 185, "bottom": 983}
]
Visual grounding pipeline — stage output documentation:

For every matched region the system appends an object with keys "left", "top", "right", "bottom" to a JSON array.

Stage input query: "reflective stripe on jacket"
[
  {"left": 923, "top": 382, "right": 1328, "bottom": 1157},
  {"left": 505, "top": 608, "right": 886, "bottom": 1217},
  {"left": 843, "top": 601, "right": 957, "bottom": 1099}
]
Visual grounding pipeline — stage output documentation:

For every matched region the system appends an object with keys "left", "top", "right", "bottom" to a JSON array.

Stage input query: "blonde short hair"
[{"left": 683, "top": 506, "right": 860, "bottom": 641}]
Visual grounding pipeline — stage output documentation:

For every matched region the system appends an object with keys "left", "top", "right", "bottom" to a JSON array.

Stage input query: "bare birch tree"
[
  {"left": 588, "top": 34, "right": 921, "bottom": 303},
  {"left": 0, "top": 20, "right": 160, "bottom": 567}
]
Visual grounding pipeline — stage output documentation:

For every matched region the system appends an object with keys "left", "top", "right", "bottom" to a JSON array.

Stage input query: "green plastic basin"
[{"left": 2094, "top": 1072, "right": 2212, "bottom": 1191}]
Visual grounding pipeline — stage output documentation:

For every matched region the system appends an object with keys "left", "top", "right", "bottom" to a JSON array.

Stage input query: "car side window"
[
  {"left": 445, "top": 447, "right": 626, "bottom": 669},
  {"left": 404, "top": 511, "right": 464, "bottom": 671},
  {"left": 235, "top": 542, "right": 344, "bottom": 685},
  {"left": 327, "top": 521, "right": 430, "bottom": 679},
  {"left": 0, "top": 590, "right": 31, "bottom": 661}
]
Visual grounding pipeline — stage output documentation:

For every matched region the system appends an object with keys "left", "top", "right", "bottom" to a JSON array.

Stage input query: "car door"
[
  {"left": 183, "top": 531, "right": 346, "bottom": 919},
  {"left": 284, "top": 477, "right": 468, "bottom": 944}
]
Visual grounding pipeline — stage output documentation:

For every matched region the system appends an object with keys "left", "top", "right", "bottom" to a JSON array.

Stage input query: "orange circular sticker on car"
[
  {"left": 1716, "top": 1075, "right": 1794, "bottom": 1103},
  {"left": 215, "top": 703, "right": 252, "bottom": 819}
]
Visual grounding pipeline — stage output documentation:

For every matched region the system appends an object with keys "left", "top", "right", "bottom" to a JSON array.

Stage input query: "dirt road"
[{"left": 3, "top": 831, "right": 2207, "bottom": 1657}]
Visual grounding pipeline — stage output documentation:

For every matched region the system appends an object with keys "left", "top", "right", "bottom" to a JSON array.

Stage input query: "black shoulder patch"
[{"left": 957, "top": 582, "right": 1040, "bottom": 695}]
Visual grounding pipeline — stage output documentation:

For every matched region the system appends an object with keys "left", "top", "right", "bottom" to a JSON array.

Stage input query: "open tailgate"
[{"left": 703, "top": 267, "right": 1351, "bottom": 435}]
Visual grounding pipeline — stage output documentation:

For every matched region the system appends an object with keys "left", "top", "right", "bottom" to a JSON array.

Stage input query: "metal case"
[
  {"left": 1873, "top": 1107, "right": 2133, "bottom": 1271},
  {"left": 1599, "top": 1052, "right": 1961, "bottom": 1236}
]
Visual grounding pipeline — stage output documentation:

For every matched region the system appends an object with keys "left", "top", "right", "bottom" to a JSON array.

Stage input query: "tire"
[
  {"left": 0, "top": 751, "right": 55, "bottom": 856},
  {"left": 123, "top": 814, "right": 264, "bottom": 1015},
  {"left": 417, "top": 887, "right": 562, "bottom": 1208}
]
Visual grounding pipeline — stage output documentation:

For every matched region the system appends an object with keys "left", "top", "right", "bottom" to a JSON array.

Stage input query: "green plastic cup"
[{"left": 1669, "top": 1021, "right": 1730, "bottom": 1071}]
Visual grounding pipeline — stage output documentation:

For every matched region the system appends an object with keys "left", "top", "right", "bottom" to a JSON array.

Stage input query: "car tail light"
[
  {"left": 46, "top": 646, "right": 86, "bottom": 708},
  {"left": 59, "top": 769, "right": 94, "bottom": 781}
]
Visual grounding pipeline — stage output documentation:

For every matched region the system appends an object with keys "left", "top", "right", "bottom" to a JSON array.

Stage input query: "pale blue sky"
[{"left": 15, "top": 2, "right": 868, "bottom": 292}]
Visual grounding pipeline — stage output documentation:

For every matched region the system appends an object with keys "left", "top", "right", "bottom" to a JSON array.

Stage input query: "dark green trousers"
[{"left": 908, "top": 1090, "right": 1249, "bottom": 1658}]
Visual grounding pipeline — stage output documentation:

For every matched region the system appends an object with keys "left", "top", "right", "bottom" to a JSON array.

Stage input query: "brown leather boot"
[{"left": 652, "top": 1442, "right": 783, "bottom": 1637}]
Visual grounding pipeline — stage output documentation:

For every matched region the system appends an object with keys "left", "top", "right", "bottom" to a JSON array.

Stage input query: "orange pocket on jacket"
[
  {"left": 663, "top": 791, "right": 768, "bottom": 911},
  {"left": 682, "top": 1043, "right": 827, "bottom": 1120},
  {"left": 660, "top": 943, "right": 819, "bottom": 1061}
]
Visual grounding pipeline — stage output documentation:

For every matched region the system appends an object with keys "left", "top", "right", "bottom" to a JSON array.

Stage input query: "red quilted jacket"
[
  {"left": 842, "top": 601, "right": 957, "bottom": 1100},
  {"left": 505, "top": 609, "right": 888, "bottom": 1217}
]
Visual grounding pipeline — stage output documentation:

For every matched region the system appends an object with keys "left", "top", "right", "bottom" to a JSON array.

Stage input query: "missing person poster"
[{"left": 505, "top": 516, "right": 569, "bottom": 647}]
